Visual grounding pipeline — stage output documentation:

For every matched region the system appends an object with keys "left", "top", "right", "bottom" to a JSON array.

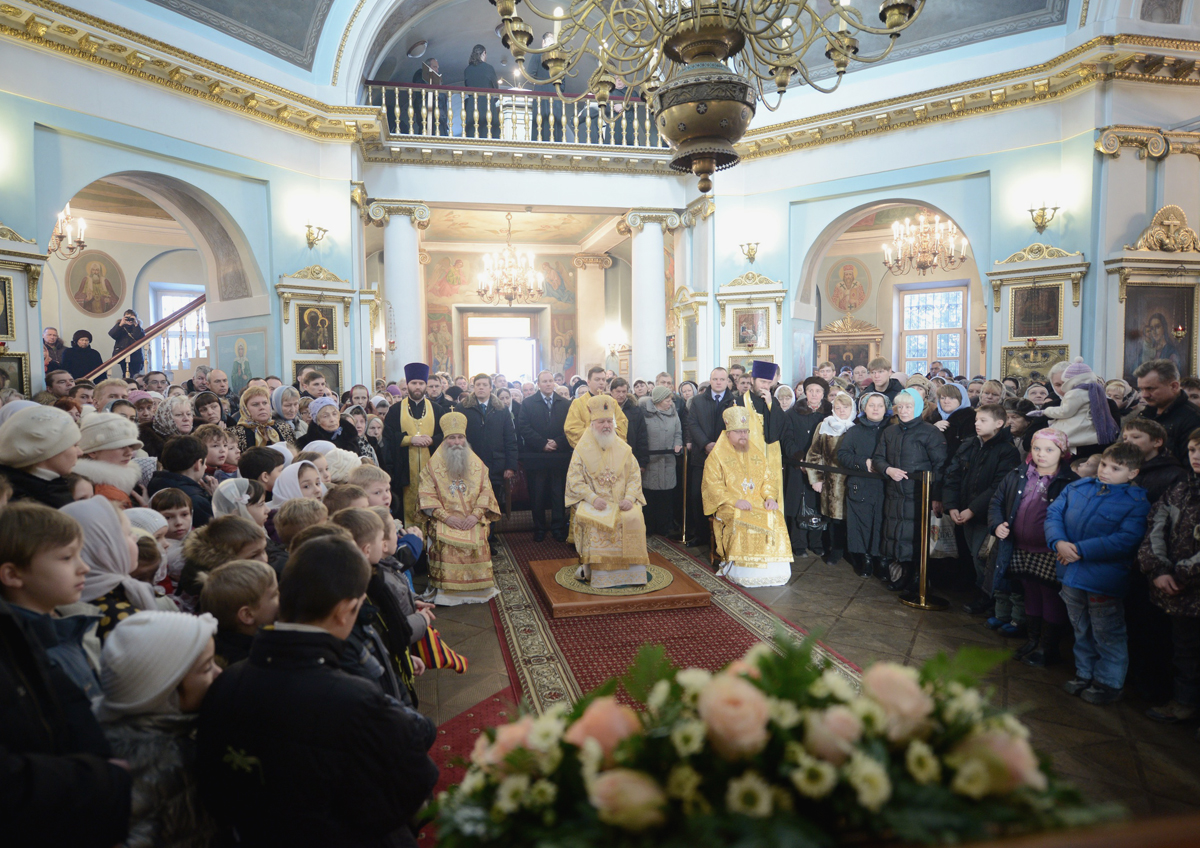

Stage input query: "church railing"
[
  {"left": 363, "top": 80, "right": 669, "bottom": 150},
  {"left": 81, "top": 293, "right": 207, "bottom": 382}
]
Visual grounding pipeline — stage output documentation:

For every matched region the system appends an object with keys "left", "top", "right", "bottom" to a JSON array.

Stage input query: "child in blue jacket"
[{"left": 1045, "top": 442, "right": 1151, "bottom": 705}]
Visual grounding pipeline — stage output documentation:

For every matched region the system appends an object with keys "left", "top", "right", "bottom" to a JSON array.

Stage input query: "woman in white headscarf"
[
  {"left": 269, "top": 460, "right": 325, "bottom": 509},
  {"left": 62, "top": 497, "right": 176, "bottom": 641}
]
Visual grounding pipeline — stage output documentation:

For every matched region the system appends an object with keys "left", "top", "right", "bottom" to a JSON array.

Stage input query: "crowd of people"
[{"left": 5, "top": 346, "right": 1200, "bottom": 847}]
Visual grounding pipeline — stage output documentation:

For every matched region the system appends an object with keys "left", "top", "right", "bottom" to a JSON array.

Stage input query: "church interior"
[{"left": 5, "top": 1, "right": 1200, "bottom": 845}]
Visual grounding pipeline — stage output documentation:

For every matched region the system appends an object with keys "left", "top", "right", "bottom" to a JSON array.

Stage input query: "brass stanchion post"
[
  {"left": 671, "top": 445, "right": 689, "bottom": 543},
  {"left": 900, "top": 470, "right": 948, "bottom": 611}
]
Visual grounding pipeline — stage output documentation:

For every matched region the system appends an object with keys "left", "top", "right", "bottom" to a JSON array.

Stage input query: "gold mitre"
[
  {"left": 723, "top": 406, "right": 751, "bottom": 431},
  {"left": 588, "top": 394, "right": 616, "bottom": 420},
  {"left": 441, "top": 411, "right": 468, "bottom": 437}
]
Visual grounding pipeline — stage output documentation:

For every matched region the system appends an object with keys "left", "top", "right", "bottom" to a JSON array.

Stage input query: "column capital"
[
  {"left": 1095, "top": 125, "right": 1168, "bottom": 160},
  {"left": 681, "top": 196, "right": 715, "bottom": 228},
  {"left": 572, "top": 253, "right": 613, "bottom": 269},
  {"left": 367, "top": 199, "right": 431, "bottom": 229},
  {"left": 624, "top": 208, "right": 681, "bottom": 233}
]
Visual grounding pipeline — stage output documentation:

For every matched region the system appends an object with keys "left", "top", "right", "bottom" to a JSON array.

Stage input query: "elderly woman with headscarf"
[
  {"left": 61, "top": 329, "right": 103, "bottom": 379},
  {"left": 60, "top": 497, "right": 177, "bottom": 643},
  {"left": 139, "top": 395, "right": 194, "bottom": 459},
  {"left": 774, "top": 384, "right": 795, "bottom": 412},
  {"left": 234, "top": 385, "right": 295, "bottom": 453},
  {"left": 272, "top": 384, "right": 307, "bottom": 439},
  {"left": 805, "top": 391, "right": 857, "bottom": 566},
  {"left": 837, "top": 391, "right": 892, "bottom": 578},
  {"left": 872, "top": 388, "right": 947, "bottom": 593},
  {"left": 296, "top": 397, "right": 342, "bottom": 450},
  {"left": 1105, "top": 378, "right": 1144, "bottom": 421}
]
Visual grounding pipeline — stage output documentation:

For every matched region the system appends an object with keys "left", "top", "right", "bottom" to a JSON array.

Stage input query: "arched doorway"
[{"left": 798, "top": 201, "right": 985, "bottom": 379}]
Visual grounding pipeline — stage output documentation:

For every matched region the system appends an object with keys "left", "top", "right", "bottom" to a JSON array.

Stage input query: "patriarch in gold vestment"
[
  {"left": 419, "top": 411, "right": 501, "bottom": 605},
  {"left": 702, "top": 405, "right": 792, "bottom": 587},
  {"left": 565, "top": 394, "right": 649, "bottom": 588}
]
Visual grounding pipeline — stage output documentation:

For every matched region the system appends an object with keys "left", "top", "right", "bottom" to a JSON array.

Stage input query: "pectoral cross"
[
  {"left": 741, "top": 478, "right": 755, "bottom": 495},
  {"left": 449, "top": 479, "right": 467, "bottom": 495}
]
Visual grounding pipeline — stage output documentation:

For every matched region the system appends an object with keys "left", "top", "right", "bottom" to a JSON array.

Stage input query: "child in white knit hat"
[
  {"left": 74, "top": 412, "right": 146, "bottom": 510},
  {"left": 96, "top": 610, "right": 220, "bottom": 848}
]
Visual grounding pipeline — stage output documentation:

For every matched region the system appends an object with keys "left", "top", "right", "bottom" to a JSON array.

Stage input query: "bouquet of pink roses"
[{"left": 434, "top": 637, "right": 1118, "bottom": 847}]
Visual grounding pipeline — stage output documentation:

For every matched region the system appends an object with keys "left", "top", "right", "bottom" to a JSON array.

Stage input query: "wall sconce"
[
  {"left": 739, "top": 242, "right": 759, "bottom": 264},
  {"left": 1027, "top": 202, "right": 1058, "bottom": 234},
  {"left": 319, "top": 343, "right": 329, "bottom": 357},
  {"left": 305, "top": 224, "right": 328, "bottom": 249},
  {"left": 1174, "top": 323, "right": 1187, "bottom": 342}
]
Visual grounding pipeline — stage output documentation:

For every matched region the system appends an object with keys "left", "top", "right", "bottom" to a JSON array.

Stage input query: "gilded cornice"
[
  {"left": 681, "top": 196, "right": 715, "bottom": 228},
  {"left": 624, "top": 208, "right": 681, "bottom": 232},
  {"left": 0, "top": 222, "right": 35, "bottom": 244},
  {"left": 1126, "top": 205, "right": 1200, "bottom": 252},
  {"left": 572, "top": 253, "right": 613, "bottom": 269},
  {"left": 284, "top": 264, "right": 347, "bottom": 283},
  {"left": 998, "top": 243, "right": 1082, "bottom": 264},
  {"left": 366, "top": 200, "right": 431, "bottom": 229},
  {"left": 816, "top": 316, "right": 882, "bottom": 336},
  {"left": 329, "top": 0, "right": 368, "bottom": 86}
]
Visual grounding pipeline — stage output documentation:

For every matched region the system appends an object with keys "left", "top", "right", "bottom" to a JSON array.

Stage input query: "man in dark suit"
[
  {"left": 519, "top": 370, "right": 572, "bottom": 542},
  {"left": 610, "top": 377, "right": 649, "bottom": 468},
  {"left": 686, "top": 367, "right": 735, "bottom": 543},
  {"left": 459, "top": 374, "right": 518, "bottom": 516}
]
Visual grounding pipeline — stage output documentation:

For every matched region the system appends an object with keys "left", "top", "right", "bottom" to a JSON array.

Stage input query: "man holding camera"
[{"left": 107, "top": 309, "right": 145, "bottom": 378}]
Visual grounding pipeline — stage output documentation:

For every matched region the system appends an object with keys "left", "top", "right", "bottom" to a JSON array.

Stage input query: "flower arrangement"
[{"left": 436, "top": 636, "right": 1120, "bottom": 847}]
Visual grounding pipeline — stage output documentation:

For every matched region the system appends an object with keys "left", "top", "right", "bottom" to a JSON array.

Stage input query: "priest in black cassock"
[
  {"left": 383, "top": 362, "right": 444, "bottom": 525},
  {"left": 734, "top": 360, "right": 788, "bottom": 444}
]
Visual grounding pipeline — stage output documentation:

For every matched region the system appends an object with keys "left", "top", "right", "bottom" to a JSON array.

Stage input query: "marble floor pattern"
[{"left": 414, "top": 542, "right": 1200, "bottom": 820}]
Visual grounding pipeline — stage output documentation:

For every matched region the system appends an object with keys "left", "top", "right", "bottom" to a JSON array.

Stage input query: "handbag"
[
  {"left": 796, "top": 494, "right": 827, "bottom": 531},
  {"left": 929, "top": 511, "right": 959, "bottom": 559}
]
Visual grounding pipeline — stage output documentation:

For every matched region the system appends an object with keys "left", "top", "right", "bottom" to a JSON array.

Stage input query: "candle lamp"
[
  {"left": 1025, "top": 337, "right": 1038, "bottom": 349},
  {"left": 1173, "top": 324, "right": 1187, "bottom": 342}
]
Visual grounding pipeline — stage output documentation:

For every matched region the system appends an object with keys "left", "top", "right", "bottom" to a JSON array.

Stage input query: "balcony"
[{"left": 361, "top": 81, "right": 676, "bottom": 177}]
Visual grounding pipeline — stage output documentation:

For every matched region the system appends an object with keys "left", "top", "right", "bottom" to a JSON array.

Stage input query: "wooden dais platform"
[{"left": 528, "top": 552, "right": 711, "bottom": 618}]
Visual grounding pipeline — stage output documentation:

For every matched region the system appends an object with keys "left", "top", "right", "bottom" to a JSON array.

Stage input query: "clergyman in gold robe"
[
  {"left": 703, "top": 405, "right": 792, "bottom": 587},
  {"left": 419, "top": 411, "right": 501, "bottom": 605},
  {"left": 563, "top": 365, "right": 628, "bottom": 448},
  {"left": 383, "top": 361, "right": 443, "bottom": 528},
  {"left": 565, "top": 394, "right": 649, "bottom": 588}
]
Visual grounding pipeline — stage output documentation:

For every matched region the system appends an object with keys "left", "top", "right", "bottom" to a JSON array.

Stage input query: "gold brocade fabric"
[
  {"left": 563, "top": 392, "right": 629, "bottom": 448},
  {"left": 418, "top": 446, "right": 501, "bottom": 593},
  {"left": 400, "top": 398, "right": 437, "bottom": 527},
  {"left": 702, "top": 401, "right": 790, "bottom": 567},
  {"left": 565, "top": 430, "right": 649, "bottom": 568}
]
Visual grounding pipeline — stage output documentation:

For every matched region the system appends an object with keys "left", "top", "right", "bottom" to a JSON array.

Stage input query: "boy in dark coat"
[
  {"left": 196, "top": 536, "right": 438, "bottom": 847},
  {"left": 1123, "top": 418, "right": 1185, "bottom": 504},
  {"left": 1046, "top": 443, "right": 1151, "bottom": 706},
  {"left": 942, "top": 404, "right": 1022, "bottom": 618}
]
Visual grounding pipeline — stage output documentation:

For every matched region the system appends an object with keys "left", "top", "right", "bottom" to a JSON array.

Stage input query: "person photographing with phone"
[{"left": 108, "top": 309, "right": 146, "bottom": 379}]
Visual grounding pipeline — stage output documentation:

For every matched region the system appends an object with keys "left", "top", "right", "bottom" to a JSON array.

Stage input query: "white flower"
[
  {"left": 810, "top": 669, "right": 857, "bottom": 703},
  {"left": 647, "top": 679, "right": 672, "bottom": 714},
  {"left": 742, "top": 642, "right": 774, "bottom": 668},
  {"left": 670, "top": 719, "right": 708, "bottom": 757},
  {"left": 789, "top": 755, "right": 839, "bottom": 799},
  {"left": 944, "top": 688, "right": 984, "bottom": 724},
  {"left": 951, "top": 758, "right": 991, "bottom": 800},
  {"left": 905, "top": 740, "right": 941, "bottom": 785},
  {"left": 988, "top": 713, "right": 1031, "bottom": 739},
  {"left": 666, "top": 764, "right": 702, "bottom": 800},
  {"left": 536, "top": 743, "right": 563, "bottom": 775},
  {"left": 459, "top": 768, "right": 487, "bottom": 796},
  {"left": 726, "top": 771, "right": 773, "bottom": 818},
  {"left": 528, "top": 779, "right": 558, "bottom": 807},
  {"left": 579, "top": 737, "right": 603, "bottom": 780},
  {"left": 767, "top": 697, "right": 802, "bottom": 729},
  {"left": 843, "top": 753, "right": 892, "bottom": 812},
  {"left": 493, "top": 774, "right": 530, "bottom": 814},
  {"left": 527, "top": 713, "right": 566, "bottom": 752},
  {"left": 676, "top": 668, "right": 713, "bottom": 706},
  {"left": 848, "top": 696, "right": 888, "bottom": 733}
]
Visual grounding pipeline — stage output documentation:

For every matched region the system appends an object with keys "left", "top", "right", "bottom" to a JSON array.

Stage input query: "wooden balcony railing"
[
  {"left": 363, "top": 80, "right": 668, "bottom": 149},
  {"left": 83, "top": 293, "right": 207, "bottom": 381}
]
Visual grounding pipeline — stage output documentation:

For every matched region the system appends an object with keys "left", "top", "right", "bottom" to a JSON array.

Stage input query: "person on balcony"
[
  {"left": 524, "top": 32, "right": 563, "bottom": 142},
  {"left": 108, "top": 309, "right": 145, "bottom": 379},
  {"left": 463, "top": 45, "right": 500, "bottom": 139},
  {"left": 61, "top": 330, "right": 103, "bottom": 380},
  {"left": 408, "top": 57, "right": 449, "bottom": 137}
]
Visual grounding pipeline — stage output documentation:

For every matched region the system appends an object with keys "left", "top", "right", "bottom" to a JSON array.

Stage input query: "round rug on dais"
[{"left": 553, "top": 564, "right": 674, "bottom": 596}]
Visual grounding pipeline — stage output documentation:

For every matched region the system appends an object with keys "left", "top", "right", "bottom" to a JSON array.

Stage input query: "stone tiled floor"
[{"left": 416, "top": 540, "right": 1200, "bottom": 818}]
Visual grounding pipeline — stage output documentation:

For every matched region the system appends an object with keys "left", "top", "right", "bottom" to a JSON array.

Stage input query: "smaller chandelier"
[
  {"left": 49, "top": 203, "right": 86, "bottom": 260},
  {"left": 882, "top": 213, "right": 969, "bottom": 277},
  {"left": 477, "top": 212, "right": 544, "bottom": 306}
]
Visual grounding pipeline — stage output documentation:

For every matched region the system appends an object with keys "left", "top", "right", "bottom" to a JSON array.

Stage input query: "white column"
[
  {"left": 372, "top": 200, "right": 430, "bottom": 378},
  {"left": 573, "top": 253, "right": 611, "bottom": 374},
  {"left": 627, "top": 209, "right": 680, "bottom": 379}
]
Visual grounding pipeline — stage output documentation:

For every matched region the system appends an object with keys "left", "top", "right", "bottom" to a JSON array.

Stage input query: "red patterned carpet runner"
[{"left": 489, "top": 533, "right": 860, "bottom": 714}]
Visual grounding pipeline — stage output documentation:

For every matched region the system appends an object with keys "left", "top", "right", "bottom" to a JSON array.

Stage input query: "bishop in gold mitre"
[
  {"left": 563, "top": 366, "right": 628, "bottom": 448},
  {"left": 418, "top": 410, "right": 501, "bottom": 605},
  {"left": 564, "top": 393, "right": 649, "bottom": 588},
  {"left": 702, "top": 405, "right": 792, "bottom": 587}
]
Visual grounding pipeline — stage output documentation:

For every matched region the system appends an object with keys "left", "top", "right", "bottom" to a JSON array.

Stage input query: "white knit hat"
[
  {"left": 0, "top": 405, "right": 81, "bottom": 468},
  {"left": 324, "top": 447, "right": 362, "bottom": 483},
  {"left": 125, "top": 507, "right": 168, "bottom": 536},
  {"left": 96, "top": 611, "right": 218, "bottom": 719},
  {"left": 78, "top": 412, "right": 143, "bottom": 455}
]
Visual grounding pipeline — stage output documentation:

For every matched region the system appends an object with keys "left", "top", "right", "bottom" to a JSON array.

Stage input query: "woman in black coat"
[
  {"left": 872, "top": 388, "right": 947, "bottom": 592},
  {"left": 837, "top": 392, "right": 891, "bottom": 578},
  {"left": 60, "top": 330, "right": 103, "bottom": 380},
  {"left": 783, "top": 402, "right": 825, "bottom": 557}
]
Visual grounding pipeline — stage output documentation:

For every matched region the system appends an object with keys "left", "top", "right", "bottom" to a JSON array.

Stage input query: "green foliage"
[
  {"left": 919, "top": 645, "right": 1009, "bottom": 689},
  {"left": 620, "top": 643, "right": 677, "bottom": 703}
]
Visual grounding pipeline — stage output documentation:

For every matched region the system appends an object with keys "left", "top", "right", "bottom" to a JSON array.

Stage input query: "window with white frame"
[
  {"left": 901, "top": 289, "right": 965, "bottom": 377},
  {"left": 150, "top": 284, "right": 207, "bottom": 374}
]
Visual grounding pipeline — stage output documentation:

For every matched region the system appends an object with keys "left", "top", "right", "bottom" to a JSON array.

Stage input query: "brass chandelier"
[
  {"left": 490, "top": 0, "right": 925, "bottom": 192},
  {"left": 477, "top": 212, "right": 546, "bottom": 306},
  {"left": 882, "top": 212, "right": 970, "bottom": 277}
]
